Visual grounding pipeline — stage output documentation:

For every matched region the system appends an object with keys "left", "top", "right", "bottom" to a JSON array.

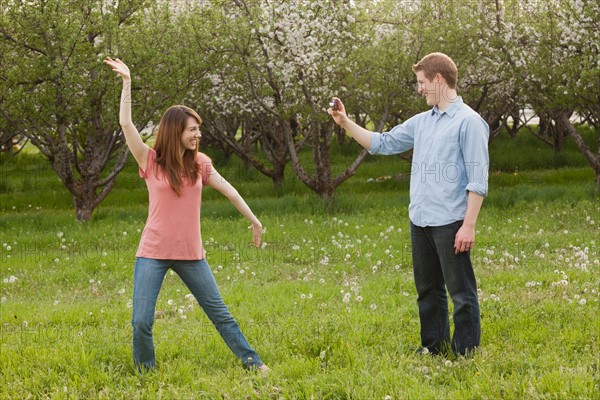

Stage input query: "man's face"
[{"left": 415, "top": 71, "right": 440, "bottom": 107}]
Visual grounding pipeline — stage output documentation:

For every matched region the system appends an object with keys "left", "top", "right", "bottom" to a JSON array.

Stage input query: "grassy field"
[{"left": 1, "top": 130, "right": 599, "bottom": 399}]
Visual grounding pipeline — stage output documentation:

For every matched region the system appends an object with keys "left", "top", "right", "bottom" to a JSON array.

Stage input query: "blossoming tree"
[
  {"left": 0, "top": 0, "right": 214, "bottom": 220},
  {"left": 197, "top": 0, "right": 371, "bottom": 200},
  {"left": 520, "top": 0, "right": 599, "bottom": 187}
]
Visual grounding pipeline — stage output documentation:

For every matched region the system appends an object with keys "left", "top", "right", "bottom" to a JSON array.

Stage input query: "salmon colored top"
[{"left": 136, "top": 148, "right": 213, "bottom": 260}]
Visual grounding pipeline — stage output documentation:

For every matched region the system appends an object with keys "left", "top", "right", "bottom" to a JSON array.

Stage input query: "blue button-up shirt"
[{"left": 369, "top": 97, "right": 489, "bottom": 227}]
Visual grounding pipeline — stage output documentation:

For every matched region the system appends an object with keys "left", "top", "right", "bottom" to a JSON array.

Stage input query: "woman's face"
[{"left": 180, "top": 116, "right": 201, "bottom": 153}]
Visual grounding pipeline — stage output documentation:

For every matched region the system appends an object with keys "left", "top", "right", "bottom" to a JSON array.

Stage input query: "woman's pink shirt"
[{"left": 136, "top": 148, "right": 213, "bottom": 260}]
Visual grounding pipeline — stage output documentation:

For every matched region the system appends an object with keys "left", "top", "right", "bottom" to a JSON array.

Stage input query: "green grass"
[{"left": 1, "top": 129, "right": 599, "bottom": 398}]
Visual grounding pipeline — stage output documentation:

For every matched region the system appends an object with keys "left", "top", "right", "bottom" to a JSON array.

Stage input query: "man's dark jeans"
[{"left": 410, "top": 221, "right": 481, "bottom": 356}]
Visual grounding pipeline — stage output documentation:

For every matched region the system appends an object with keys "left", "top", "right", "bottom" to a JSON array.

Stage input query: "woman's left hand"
[{"left": 251, "top": 223, "right": 263, "bottom": 248}]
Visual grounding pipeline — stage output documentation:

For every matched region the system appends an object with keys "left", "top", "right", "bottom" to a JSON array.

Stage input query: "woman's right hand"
[{"left": 103, "top": 57, "right": 131, "bottom": 81}]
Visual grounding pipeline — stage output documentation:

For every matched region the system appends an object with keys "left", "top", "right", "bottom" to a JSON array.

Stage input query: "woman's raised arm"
[{"left": 103, "top": 57, "right": 149, "bottom": 170}]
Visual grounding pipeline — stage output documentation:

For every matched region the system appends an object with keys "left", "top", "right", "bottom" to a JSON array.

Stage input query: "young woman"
[{"left": 103, "top": 57, "right": 268, "bottom": 373}]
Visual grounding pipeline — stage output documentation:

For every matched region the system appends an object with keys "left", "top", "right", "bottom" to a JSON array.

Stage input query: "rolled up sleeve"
[
  {"left": 368, "top": 121, "right": 415, "bottom": 155},
  {"left": 461, "top": 116, "right": 490, "bottom": 197}
]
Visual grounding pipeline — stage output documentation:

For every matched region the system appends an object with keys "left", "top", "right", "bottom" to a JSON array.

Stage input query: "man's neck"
[{"left": 436, "top": 89, "right": 459, "bottom": 112}]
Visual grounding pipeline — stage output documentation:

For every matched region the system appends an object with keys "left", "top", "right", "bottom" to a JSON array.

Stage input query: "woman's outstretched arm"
[
  {"left": 206, "top": 169, "right": 263, "bottom": 248},
  {"left": 103, "top": 57, "right": 149, "bottom": 170}
]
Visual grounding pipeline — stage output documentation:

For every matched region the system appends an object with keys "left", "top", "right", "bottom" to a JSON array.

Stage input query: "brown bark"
[{"left": 558, "top": 113, "right": 600, "bottom": 190}]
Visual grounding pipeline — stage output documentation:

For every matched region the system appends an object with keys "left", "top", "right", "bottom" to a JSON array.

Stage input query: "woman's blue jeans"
[
  {"left": 132, "top": 257, "right": 263, "bottom": 370},
  {"left": 410, "top": 221, "right": 481, "bottom": 356}
]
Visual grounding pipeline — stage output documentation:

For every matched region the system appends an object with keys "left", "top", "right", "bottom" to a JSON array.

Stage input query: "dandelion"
[
  {"left": 57, "top": 232, "right": 64, "bottom": 238},
  {"left": 343, "top": 293, "right": 351, "bottom": 303},
  {"left": 445, "top": 360, "right": 453, "bottom": 367},
  {"left": 355, "top": 296, "right": 363, "bottom": 303},
  {"left": 167, "top": 299, "right": 174, "bottom": 306},
  {"left": 239, "top": 269, "right": 245, "bottom": 274},
  {"left": 6, "top": 245, "right": 11, "bottom": 251},
  {"left": 579, "top": 299, "right": 586, "bottom": 305},
  {"left": 122, "top": 231, "right": 128, "bottom": 236},
  {"left": 300, "top": 294, "right": 306, "bottom": 299},
  {"left": 370, "top": 303, "right": 377, "bottom": 310}
]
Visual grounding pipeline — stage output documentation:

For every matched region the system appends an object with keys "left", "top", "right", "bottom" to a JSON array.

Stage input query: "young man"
[{"left": 329, "top": 52, "right": 489, "bottom": 356}]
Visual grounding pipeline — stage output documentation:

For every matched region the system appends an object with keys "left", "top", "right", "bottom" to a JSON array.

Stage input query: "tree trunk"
[
  {"left": 200, "top": 116, "right": 291, "bottom": 187},
  {"left": 74, "top": 196, "right": 94, "bottom": 222},
  {"left": 558, "top": 113, "right": 600, "bottom": 191},
  {"left": 284, "top": 118, "right": 368, "bottom": 201}
]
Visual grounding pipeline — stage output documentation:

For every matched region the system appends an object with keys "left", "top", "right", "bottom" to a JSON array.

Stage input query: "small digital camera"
[{"left": 329, "top": 98, "right": 340, "bottom": 111}]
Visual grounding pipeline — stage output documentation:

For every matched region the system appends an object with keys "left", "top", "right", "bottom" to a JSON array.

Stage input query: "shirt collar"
[{"left": 431, "top": 96, "right": 463, "bottom": 117}]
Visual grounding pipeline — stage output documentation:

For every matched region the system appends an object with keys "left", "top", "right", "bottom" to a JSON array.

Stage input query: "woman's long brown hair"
[{"left": 153, "top": 105, "right": 202, "bottom": 196}]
